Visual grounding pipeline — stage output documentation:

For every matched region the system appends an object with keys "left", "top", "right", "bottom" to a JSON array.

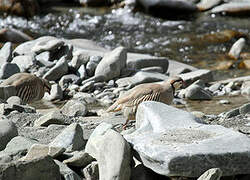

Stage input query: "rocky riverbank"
[{"left": 0, "top": 36, "right": 250, "bottom": 179}]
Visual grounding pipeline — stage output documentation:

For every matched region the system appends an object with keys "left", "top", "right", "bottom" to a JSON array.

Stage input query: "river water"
[{"left": 2, "top": 4, "right": 250, "bottom": 114}]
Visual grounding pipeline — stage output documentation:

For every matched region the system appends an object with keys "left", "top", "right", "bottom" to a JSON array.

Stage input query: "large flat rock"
[{"left": 124, "top": 101, "right": 250, "bottom": 177}]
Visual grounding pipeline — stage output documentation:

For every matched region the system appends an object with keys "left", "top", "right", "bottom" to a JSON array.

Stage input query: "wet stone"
[{"left": 124, "top": 101, "right": 250, "bottom": 177}]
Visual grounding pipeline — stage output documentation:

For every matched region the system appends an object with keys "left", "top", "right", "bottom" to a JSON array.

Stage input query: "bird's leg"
[{"left": 122, "top": 117, "right": 130, "bottom": 130}]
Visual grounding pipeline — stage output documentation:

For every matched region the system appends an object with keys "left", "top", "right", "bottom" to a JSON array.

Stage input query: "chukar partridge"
[
  {"left": 1, "top": 73, "right": 51, "bottom": 104},
  {"left": 107, "top": 76, "right": 184, "bottom": 129}
]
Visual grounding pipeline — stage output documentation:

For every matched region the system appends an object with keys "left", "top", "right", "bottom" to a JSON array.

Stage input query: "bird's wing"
[{"left": 106, "top": 83, "right": 162, "bottom": 112}]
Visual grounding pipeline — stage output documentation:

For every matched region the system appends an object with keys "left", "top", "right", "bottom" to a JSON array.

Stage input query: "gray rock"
[
  {"left": 71, "top": 50, "right": 90, "bottom": 69},
  {"left": 141, "top": 66, "right": 164, "bottom": 73},
  {"left": 73, "top": 92, "right": 97, "bottom": 104},
  {"left": 185, "top": 84, "right": 213, "bottom": 100},
  {"left": 22, "top": 144, "right": 65, "bottom": 161},
  {"left": 86, "top": 56, "right": 102, "bottom": 77},
  {"left": 116, "top": 71, "right": 169, "bottom": 88},
  {"left": 37, "top": 58, "right": 55, "bottom": 68},
  {"left": 35, "top": 51, "right": 51, "bottom": 62},
  {"left": 32, "top": 39, "right": 64, "bottom": 54},
  {"left": 86, "top": 126, "right": 131, "bottom": 180},
  {"left": 59, "top": 74, "right": 80, "bottom": 90},
  {"left": 83, "top": 161, "right": 99, "bottom": 180},
  {"left": 54, "top": 160, "right": 82, "bottom": 180},
  {"left": 95, "top": 46, "right": 127, "bottom": 81},
  {"left": 239, "top": 103, "right": 250, "bottom": 115},
  {"left": 34, "top": 110, "right": 68, "bottom": 127},
  {"left": 0, "top": 118, "right": 18, "bottom": 151},
  {"left": 19, "top": 124, "right": 66, "bottom": 145},
  {"left": 127, "top": 54, "right": 168, "bottom": 73},
  {"left": 0, "top": 63, "right": 20, "bottom": 79},
  {"left": 49, "top": 123, "right": 86, "bottom": 151},
  {"left": 7, "top": 96, "right": 23, "bottom": 105},
  {"left": 54, "top": 44, "right": 73, "bottom": 61},
  {"left": 241, "top": 81, "right": 250, "bottom": 95},
  {"left": 0, "top": 42, "right": 12, "bottom": 66},
  {"left": 63, "top": 151, "right": 95, "bottom": 168},
  {"left": 223, "top": 108, "right": 240, "bottom": 119},
  {"left": 43, "top": 56, "right": 68, "bottom": 81},
  {"left": 131, "top": 164, "right": 166, "bottom": 180},
  {"left": 13, "top": 36, "right": 57, "bottom": 56},
  {"left": 124, "top": 101, "right": 250, "bottom": 177},
  {"left": 197, "top": 168, "right": 222, "bottom": 180},
  {"left": 61, "top": 100, "right": 87, "bottom": 117},
  {"left": 43, "top": 84, "right": 63, "bottom": 101},
  {"left": 0, "top": 136, "right": 38, "bottom": 163},
  {"left": 11, "top": 55, "right": 36, "bottom": 72},
  {"left": 0, "top": 104, "right": 36, "bottom": 115},
  {"left": 167, "top": 59, "right": 197, "bottom": 76},
  {"left": 209, "top": 83, "right": 222, "bottom": 92},
  {"left": 76, "top": 64, "right": 88, "bottom": 81},
  {"left": 179, "top": 69, "right": 213, "bottom": 86},
  {"left": 80, "top": 80, "right": 95, "bottom": 92},
  {"left": 0, "top": 156, "right": 60, "bottom": 180}
]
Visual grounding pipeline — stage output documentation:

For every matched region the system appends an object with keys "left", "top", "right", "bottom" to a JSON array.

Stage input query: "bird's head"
[
  {"left": 43, "top": 79, "right": 51, "bottom": 95},
  {"left": 169, "top": 76, "right": 185, "bottom": 92}
]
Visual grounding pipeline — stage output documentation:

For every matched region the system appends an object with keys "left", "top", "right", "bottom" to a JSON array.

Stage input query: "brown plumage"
[
  {"left": 1, "top": 73, "right": 51, "bottom": 104},
  {"left": 107, "top": 76, "right": 184, "bottom": 129}
]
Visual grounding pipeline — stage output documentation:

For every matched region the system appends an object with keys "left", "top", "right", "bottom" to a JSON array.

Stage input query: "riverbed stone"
[
  {"left": 126, "top": 54, "right": 169, "bottom": 73},
  {"left": 35, "top": 51, "right": 51, "bottom": 62},
  {"left": 0, "top": 42, "right": 12, "bottom": 66},
  {"left": 13, "top": 36, "right": 57, "bottom": 56},
  {"left": 239, "top": 103, "right": 250, "bottom": 115},
  {"left": 116, "top": 71, "right": 169, "bottom": 88},
  {"left": 179, "top": 69, "right": 213, "bottom": 86},
  {"left": 34, "top": 110, "right": 68, "bottom": 127},
  {"left": 6, "top": 96, "right": 23, "bottom": 105},
  {"left": 0, "top": 118, "right": 18, "bottom": 151},
  {"left": 82, "top": 161, "right": 99, "bottom": 180},
  {"left": 0, "top": 156, "right": 60, "bottom": 180},
  {"left": 95, "top": 46, "right": 127, "bottom": 81},
  {"left": 32, "top": 39, "right": 64, "bottom": 54},
  {"left": 63, "top": 151, "right": 95, "bottom": 167},
  {"left": 22, "top": 144, "right": 65, "bottom": 161},
  {"left": 228, "top": 38, "right": 246, "bottom": 59},
  {"left": 43, "top": 83, "right": 63, "bottom": 101},
  {"left": 0, "top": 136, "right": 38, "bottom": 163},
  {"left": 71, "top": 50, "right": 90, "bottom": 69},
  {"left": 76, "top": 64, "right": 88, "bottom": 81},
  {"left": 124, "top": 101, "right": 250, "bottom": 177},
  {"left": 185, "top": 84, "right": 213, "bottom": 100},
  {"left": 0, "top": 63, "right": 20, "bottom": 79},
  {"left": 86, "top": 55, "right": 102, "bottom": 77},
  {"left": 49, "top": 123, "right": 86, "bottom": 151},
  {"left": 85, "top": 127, "right": 131, "bottom": 180},
  {"left": 59, "top": 74, "right": 80, "bottom": 89},
  {"left": 54, "top": 160, "right": 82, "bottom": 180},
  {"left": 43, "top": 56, "right": 68, "bottom": 81},
  {"left": 197, "top": 168, "right": 222, "bottom": 180},
  {"left": 11, "top": 55, "right": 36, "bottom": 72},
  {"left": 61, "top": 99, "right": 87, "bottom": 117}
]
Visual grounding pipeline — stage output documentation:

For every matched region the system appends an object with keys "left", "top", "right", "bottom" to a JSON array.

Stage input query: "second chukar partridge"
[
  {"left": 107, "top": 76, "right": 184, "bottom": 129},
  {"left": 1, "top": 73, "right": 51, "bottom": 104}
]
